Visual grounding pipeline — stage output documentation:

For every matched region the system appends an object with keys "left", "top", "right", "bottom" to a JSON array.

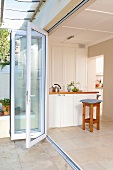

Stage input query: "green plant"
[
  {"left": 0, "top": 60, "right": 10, "bottom": 70},
  {"left": 67, "top": 81, "right": 75, "bottom": 92},
  {"left": 0, "top": 29, "right": 10, "bottom": 70},
  {"left": 72, "top": 86, "right": 79, "bottom": 92},
  {"left": 0, "top": 98, "right": 10, "bottom": 106},
  {"left": 0, "top": 98, "right": 10, "bottom": 112},
  {"left": 67, "top": 81, "right": 75, "bottom": 87},
  {"left": 0, "top": 29, "right": 10, "bottom": 60}
]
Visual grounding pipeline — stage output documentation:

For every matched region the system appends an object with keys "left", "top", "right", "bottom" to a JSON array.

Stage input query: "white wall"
[
  {"left": 88, "top": 38, "right": 113, "bottom": 118},
  {"left": 0, "top": 66, "right": 10, "bottom": 99}
]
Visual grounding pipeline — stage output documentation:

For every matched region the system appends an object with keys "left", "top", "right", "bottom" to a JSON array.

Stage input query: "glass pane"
[
  {"left": 14, "top": 34, "right": 26, "bottom": 133},
  {"left": 30, "top": 31, "right": 45, "bottom": 137},
  {"left": 14, "top": 30, "right": 46, "bottom": 137}
]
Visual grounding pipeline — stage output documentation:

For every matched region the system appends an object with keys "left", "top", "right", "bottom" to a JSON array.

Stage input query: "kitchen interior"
[{"left": 47, "top": 0, "right": 113, "bottom": 169}]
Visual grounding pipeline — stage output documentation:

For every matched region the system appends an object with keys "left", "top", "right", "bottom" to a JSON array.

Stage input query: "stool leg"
[
  {"left": 90, "top": 104, "right": 93, "bottom": 132},
  {"left": 82, "top": 104, "right": 86, "bottom": 130},
  {"left": 96, "top": 104, "right": 100, "bottom": 130},
  {"left": 89, "top": 107, "right": 90, "bottom": 129}
]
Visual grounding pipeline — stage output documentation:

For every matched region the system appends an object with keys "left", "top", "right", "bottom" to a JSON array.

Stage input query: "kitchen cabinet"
[
  {"left": 74, "top": 94, "right": 89, "bottom": 126},
  {"left": 49, "top": 43, "right": 87, "bottom": 90},
  {"left": 49, "top": 93, "right": 97, "bottom": 128},
  {"left": 49, "top": 94, "right": 62, "bottom": 128},
  {"left": 49, "top": 94, "right": 74, "bottom": 128},
  {"left": 51, "top": 46, "right": 63, "bottom": 86},
  {"left": 76, "top": 48, "right": 87, "bottom": 90},
  {"left": 61, "top": 94, "right": 74, "bottom": 127},
  {"left": 63, "top": 47, "right": 76, "bottom": 87}
]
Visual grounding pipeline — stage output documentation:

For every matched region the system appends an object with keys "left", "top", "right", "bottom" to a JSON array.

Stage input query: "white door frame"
[{"left": 26, "top": 22, "right": 48, "bottom": 148}]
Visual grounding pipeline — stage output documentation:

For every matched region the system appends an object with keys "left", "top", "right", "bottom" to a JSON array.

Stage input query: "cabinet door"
[
  {"left": 63, "top": 47, "right": 76, "bottom": 87},
  {"left": 49, "top": 95, "right": 62, "bottom": 128},
  {"left": 51, "top": 46, "right": 63, "bottom": 87},
  {"left": 76, "top": 48, "right": 87, "bottom": 90},
  {"left": 61, "top": 94, "right": 74, "bottom": 127}
]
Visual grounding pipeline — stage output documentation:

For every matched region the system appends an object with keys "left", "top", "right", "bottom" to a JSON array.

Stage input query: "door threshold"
[{"left": 46, "top": 135, "right": 81, "bottom": 170}]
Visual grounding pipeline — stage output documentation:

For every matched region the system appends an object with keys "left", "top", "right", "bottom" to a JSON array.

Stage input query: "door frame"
[{"left": 26, "top": 22, "right": 48, "bottom": 148}]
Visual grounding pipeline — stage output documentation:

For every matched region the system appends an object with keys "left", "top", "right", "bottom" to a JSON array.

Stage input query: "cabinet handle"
[{"left": 58, "top": 94, "right": 61, "bottom": 96}]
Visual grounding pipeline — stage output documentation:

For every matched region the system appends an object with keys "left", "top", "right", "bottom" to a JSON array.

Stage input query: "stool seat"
[
  {"left": 80, "top": 99, "right": 102, "bottom": 132},
  {"left": 80, "top": 99, "right": 102, "bottom": 104}
]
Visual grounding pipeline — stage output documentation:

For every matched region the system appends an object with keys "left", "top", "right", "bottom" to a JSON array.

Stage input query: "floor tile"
[
  {"left": 49, "top": 115, "right": 113, "bottom": 169},
  {"left": 99, "top": 159, "right": 113, "bottom": 170},
  {"left": 51, "top": 155, "right": 73, "bottom": 170},
  {"left": 0, "top": 138, "right": 72, "bottom": 170},
  {"left": 81, "top": 162, "right": 107, "bottom": 170}
]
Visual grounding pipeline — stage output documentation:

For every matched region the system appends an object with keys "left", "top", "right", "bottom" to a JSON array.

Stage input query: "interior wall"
[{"left": 88, "top": 38, "right": 113, "bottom": 118}]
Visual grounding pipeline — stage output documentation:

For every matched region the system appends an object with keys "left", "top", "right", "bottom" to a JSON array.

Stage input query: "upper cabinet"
[
  {"left": 49, "top": 43, "right": 88, "bottom": 90},
  {"left": 76, "top": 48, "right": 87, "bottom": 90},
  {"left": 63, "top": 47, "right": 76, "bottom": 87},
  {"left": 51, "top": 46, "right": 63, "bottom": 86}
]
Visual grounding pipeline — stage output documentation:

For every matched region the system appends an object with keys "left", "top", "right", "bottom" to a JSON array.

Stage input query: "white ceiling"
[{"left": 49, "top": 0, "right": 113, "bottom": 46}]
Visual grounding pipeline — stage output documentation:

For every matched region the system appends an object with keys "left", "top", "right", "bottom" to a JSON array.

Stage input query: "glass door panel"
[
  {"left": 26, "top": 22, "right": 47, "bottom": 148},
  {"left": 11, "top": 30, "right": 27, "bottom": 140}
]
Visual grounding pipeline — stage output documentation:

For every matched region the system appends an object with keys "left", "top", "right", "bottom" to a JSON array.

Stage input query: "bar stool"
[{"left": 80, "top": 99, "right": 102, "bottom": 132}]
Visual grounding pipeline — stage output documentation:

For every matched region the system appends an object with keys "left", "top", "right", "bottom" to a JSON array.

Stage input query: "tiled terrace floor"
[
  {"left": 0, "top": 138, "right": 73, "bottom": 170},
  {"left": 48, "top": 115, "right": 113, "bottom": 170}
]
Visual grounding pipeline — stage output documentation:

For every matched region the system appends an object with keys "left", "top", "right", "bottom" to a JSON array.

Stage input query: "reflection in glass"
[{"left": 14, "top": 33, "right": 45, "bottom": 135}]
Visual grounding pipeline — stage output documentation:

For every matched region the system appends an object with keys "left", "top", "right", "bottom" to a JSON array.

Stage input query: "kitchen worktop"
[{"left": 49, "top": 91, "right": 99, "bottom": 94}]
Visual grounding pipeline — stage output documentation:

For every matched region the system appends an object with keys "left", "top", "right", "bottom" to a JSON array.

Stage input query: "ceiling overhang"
[{"left": 0, "top": 0, "right": 46, "bottom": 29}]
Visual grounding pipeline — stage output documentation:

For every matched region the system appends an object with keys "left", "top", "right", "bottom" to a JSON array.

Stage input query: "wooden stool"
[{"left": 80, "top": 99, "right": 102, "bottom": 132}]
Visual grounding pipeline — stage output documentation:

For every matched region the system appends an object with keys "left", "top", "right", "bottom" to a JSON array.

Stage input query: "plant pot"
[
  {"left": 2, "top": 105, "right": 10, "bottom": 116},
  {"left": 0, "top": 112, "right": 3, "bottom": 116}
]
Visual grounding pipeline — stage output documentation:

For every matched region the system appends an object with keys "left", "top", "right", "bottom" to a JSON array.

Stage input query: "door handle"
[
  {"left": 26, "top": 91, "right": 28, "bottom": 104},
  {"left": 30, "top": 95, "right": 35, "bottom": 97}
]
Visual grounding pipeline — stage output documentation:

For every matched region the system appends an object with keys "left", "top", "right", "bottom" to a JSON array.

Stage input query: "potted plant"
[
  {"left": 67, "top": 81, "right": 79, "bottom": 92},
  {"left": 0, "top": 98, "right": 10, "bottom": 116},
  {"left": 15, "top": 106, "right": 22, "bottom": 115},
  {"left": 0, "top": 109, "right": 3, "bottom": 116},
  {"left": 67, "top": 81, "right": 75, "bottom": 92}
]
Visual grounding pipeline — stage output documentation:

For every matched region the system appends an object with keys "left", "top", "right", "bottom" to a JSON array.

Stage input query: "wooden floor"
[{"left": 48, "top": 115, "right": 113, "bottom": 170}]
